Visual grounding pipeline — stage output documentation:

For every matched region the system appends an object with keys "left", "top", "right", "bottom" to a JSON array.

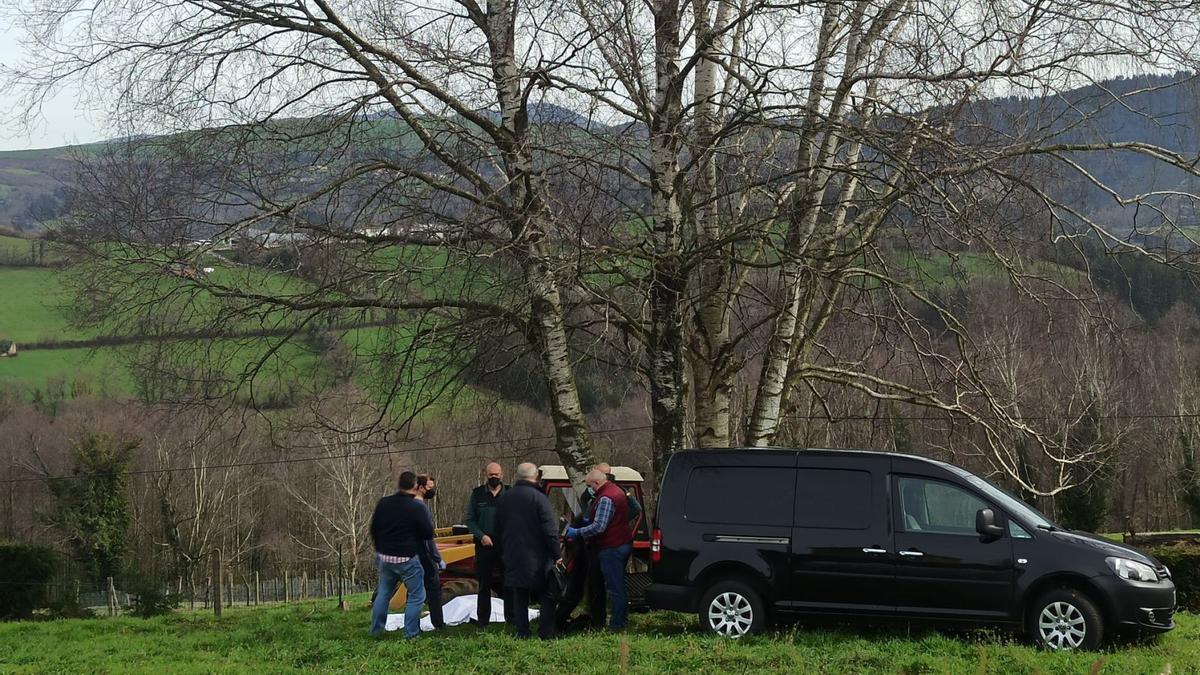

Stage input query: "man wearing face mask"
[
  {"left": 464, "top": 461, "right": 513, "bottom": 627},
  {"left": 416, "top": 474, "right": 445, "bottom": 629}
]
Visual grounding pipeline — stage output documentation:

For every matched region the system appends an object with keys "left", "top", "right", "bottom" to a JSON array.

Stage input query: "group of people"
[{"left": 368, "top": 460, "right": 639, "bottom": 640}]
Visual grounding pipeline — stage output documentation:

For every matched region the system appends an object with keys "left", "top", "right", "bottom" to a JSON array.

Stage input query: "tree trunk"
[
  {"left": 486, "top": 0, "right": 596, "bottom": 481},
  {"left": 648, "top": 0, "right": 688, "bottom": 477},
  {"left": 690, "top": 0, "right": 737, "bottom": 448}
]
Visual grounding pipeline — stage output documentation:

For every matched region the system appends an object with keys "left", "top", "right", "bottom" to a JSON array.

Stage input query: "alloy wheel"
[
  {"left": 707, "top": 591, "right": 754, "bottom": 638},
  {"left": 1038, "top": 601, "right": 1087, "bottom": 650}
]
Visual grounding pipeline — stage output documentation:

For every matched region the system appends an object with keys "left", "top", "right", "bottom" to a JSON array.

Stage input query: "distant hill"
[
  {"left": 1, "top": 74, "right": 1197, "bottom": 235},
  {"left": 980, "top": 72, "right": 1200, "bottom": 240}
]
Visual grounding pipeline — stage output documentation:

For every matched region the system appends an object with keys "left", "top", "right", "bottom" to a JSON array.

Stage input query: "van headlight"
[{"left": 1105, "top": 557, "right": 1159, "bottom": 582}]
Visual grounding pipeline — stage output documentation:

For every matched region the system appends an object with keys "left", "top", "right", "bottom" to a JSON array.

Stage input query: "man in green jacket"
[{"left": 464, "top": 461, "right": 513, "bottom": 627}]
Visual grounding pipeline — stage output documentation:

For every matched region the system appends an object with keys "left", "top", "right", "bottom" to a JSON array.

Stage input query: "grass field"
[{"left": 0, "top": 598, "right": 1194, "bottom": 673}]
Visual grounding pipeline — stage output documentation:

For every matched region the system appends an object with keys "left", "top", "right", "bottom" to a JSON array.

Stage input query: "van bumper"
[
  {"left": 1094, "top": 575, "right": 1177, "bottom": 633},
  {"left": 646, "top": 582, "right": 696, "bottom": 613}
]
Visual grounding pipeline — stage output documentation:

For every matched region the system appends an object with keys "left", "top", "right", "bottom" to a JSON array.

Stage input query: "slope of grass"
[
  {"left": 898, "top": 251, "right": 1088, "bottom": 289},
  {"left": 0, "top": 268, "right": 78, "bottom": 342},
  {"left": 0, "top": 347, "right": 133, "bottom": 397},
  {"left": 0, "top": 598, "right": 1195, "bottom": 673}
]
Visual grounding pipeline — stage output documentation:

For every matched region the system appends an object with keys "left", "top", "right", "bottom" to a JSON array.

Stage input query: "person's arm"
[
  {"left": 627, "top": 492, "right": 643, "bottom": 523},
  {"left": 416, "top": 501, "right": 435, "bottom": 542},
  {"left": 538, "top": 496, "right": 559, "bottom": 561},
  {"left": 464, "top": 489, "right": 485, "bottom": 540},
  {"left": 423, "top": 503, "right": 442, "bottom": 563},
  {"left": 369, "top": 501, "right": 380, "bottom": 549},
  {"left": 574, "top": 496, "right": 613, "bottom": 538}
]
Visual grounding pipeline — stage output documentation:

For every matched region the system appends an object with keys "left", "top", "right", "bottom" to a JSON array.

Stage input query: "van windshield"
[{"left": 953, "top": 469, "right": 1055, "bottom": 530}]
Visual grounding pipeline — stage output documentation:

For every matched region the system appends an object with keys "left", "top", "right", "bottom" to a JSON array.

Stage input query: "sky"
[{"left": 0, "top": 20, "right": 105, "bottom": 152}]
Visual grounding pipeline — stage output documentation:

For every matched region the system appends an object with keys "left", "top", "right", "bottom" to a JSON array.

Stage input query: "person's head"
[
  {"left": 417, "top": 474, "right": 436, "bottom": 500},
  {"left": 595, "top": 462, "right": 616, "bottom": 482},
  {"left": 585, "top": 468, "right": 607, "bottom": 493},
  {"left": 515, "top": 462, "right": 538, "bottom": 483},
  {"left": 484, "top": 462, "right": 504, "bottom": 489},
  {"left": 397, "top": 470, "right": 418, "bottom": 493}
]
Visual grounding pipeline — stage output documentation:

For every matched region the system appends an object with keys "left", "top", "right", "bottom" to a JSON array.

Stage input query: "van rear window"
[
  {"left": 684, "top": 467, "right": 794, "bottom": 526},
  {"left": 794, "top": 468, "right": 873, "bottom": 529}
]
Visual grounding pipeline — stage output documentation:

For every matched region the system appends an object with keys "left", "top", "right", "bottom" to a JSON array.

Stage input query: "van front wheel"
[
  {"left": 1028, "top": 588, "right": 1104, "bottom": 651},
  {"left": 699, "top": 580, "right": 765, "bottom": 638}
]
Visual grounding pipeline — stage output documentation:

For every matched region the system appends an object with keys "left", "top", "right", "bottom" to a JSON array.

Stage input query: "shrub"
[
  {"left": 1145, "top": 544, "right": 1200, "bottom": 613},
  {"left": 129, "top": 585, "right": 180, "bottom": 618},
  {"left": 0, "top": 543, "right": 57, "bottom": 619},
  {"left": 44, "top": 596, "right": 95, "bottom": 620}
]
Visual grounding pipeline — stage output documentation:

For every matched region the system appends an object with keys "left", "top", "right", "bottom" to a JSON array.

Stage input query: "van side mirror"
[{"left": 976, "top": 508, "right": 1005, "bottom": 540}]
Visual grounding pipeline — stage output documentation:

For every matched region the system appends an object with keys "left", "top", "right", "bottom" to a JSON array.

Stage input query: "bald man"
[
  {"left": 495, "top": 462, "right": 560, "bottom": 639},
  {"left": 464, "top": 461, "right": 513, "bottom": 627}
]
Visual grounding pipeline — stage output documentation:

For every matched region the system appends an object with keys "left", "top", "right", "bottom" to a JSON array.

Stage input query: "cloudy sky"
[{"left": 0, "top": 20, "right": 105, "bottom": 152}]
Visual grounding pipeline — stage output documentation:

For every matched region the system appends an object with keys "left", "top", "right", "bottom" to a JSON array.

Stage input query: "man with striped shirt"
[{"left": 368, "top": 471, "right": 434, "bottom": 638}]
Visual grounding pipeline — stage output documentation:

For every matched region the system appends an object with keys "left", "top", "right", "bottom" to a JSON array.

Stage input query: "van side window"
[
  {"left": 897, "top": 476, "right": 988, "bottom": 535},
  {"left": 794, "top": 469, "right": 872, "bottom": 530},
  {"left": 685, "top": 467, "right": 794, "bottom": 526}
]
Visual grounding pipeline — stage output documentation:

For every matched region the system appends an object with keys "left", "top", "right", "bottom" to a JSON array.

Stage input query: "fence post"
[
  {"left": 255, "top": 571, "right": 261, "bottom": 606},
  {"left": 284, "top": 570, "right": 290, "bottom": 603},
  {"left": 106, "top": 576, "right": 116, "bottom": 616},
  {"left": 212, "top": 550, "right": 223, "bottom": 618},
  {"left": 302, "top": 571, "right": 308, "bottom": 600},
  {"left": 337, "top": 544, "right": 346, "bottom": 610}
]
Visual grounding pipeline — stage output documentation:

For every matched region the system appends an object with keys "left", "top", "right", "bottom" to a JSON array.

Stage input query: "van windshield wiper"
[{"left": 1036, "top": 524, "right": 1059, "bottom": 532}]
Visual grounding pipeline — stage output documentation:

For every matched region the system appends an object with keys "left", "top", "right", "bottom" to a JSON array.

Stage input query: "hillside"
[{"left": 1, "top": 73, "right": 1198, "bottom": 236}]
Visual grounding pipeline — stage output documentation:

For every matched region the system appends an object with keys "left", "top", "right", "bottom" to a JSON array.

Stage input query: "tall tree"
[{"left": 41, "top": 433, "right": 136, "bottom": 582}]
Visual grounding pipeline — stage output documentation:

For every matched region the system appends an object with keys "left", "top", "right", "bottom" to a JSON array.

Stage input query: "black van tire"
[
  {"left": 1027, "top": 588, "right": 1104, "bottom": 651},
  {"left": 699, "top": 579, "right": 766, "bottom": 638}
]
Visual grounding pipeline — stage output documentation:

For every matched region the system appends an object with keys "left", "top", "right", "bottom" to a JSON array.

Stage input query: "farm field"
[{"left": 0, "top": 598, "right": 1194, "bottom": 673}]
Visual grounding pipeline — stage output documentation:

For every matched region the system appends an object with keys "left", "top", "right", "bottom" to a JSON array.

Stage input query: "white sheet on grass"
[{"left": 385, "top": 594, "right": 538, "bottom": 632}]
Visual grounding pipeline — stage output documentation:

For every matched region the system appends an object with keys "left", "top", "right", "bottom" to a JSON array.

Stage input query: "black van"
[{"left": 646, "top": 449, "right": 1176, "bottom": 650}]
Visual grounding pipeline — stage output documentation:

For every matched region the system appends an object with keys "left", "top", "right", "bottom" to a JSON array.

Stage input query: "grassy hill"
[{"left": 0, "top": 236, "right": 469, "bottom": 410}]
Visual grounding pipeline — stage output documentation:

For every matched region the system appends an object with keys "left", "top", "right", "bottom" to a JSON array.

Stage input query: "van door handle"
[
  {"left": 899, "top": 550, "right": 924, "bottom": 557},
  {"left": 862, "top": 547, "right": 888, "bottom": 554}
]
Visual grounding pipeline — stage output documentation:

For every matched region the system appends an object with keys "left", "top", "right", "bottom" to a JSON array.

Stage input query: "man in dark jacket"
[
  {"left": 495, "top": 462, "right": 560, "bottom": 639},
  {"left": 463, "top": 461, "right": 513, "bottom": 626},
  {"left": 415, "top": 474, "right": 445, "bottom": 629},
  {"left": 369, "top": 471, "right": 434, "bottom": 638}
]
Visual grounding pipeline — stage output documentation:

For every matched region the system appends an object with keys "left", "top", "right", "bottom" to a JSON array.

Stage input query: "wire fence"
[{"left": 18, "top": 551, "right": 379, "bottom": 616}]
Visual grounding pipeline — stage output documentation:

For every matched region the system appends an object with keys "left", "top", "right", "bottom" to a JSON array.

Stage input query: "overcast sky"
[{"left": 0, "top": 20, "right": 105, "bottom": 152}]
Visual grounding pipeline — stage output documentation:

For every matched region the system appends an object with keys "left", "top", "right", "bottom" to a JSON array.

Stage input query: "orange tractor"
[{"left": 391, "top": 465, "right": 652, "bottom": 609}]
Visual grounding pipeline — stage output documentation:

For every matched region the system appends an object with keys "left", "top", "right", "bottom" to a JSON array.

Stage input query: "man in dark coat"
[
  {"left": 464, "top": 461, "right": 512, "bottom": 627},
  {"left": 495, "top": 462, "right": 561, "bottom": 639}
]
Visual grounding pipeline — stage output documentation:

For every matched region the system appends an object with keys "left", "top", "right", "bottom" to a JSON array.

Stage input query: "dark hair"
[
  {"left": 417, "top": 474, "right": 433, "bottom": 488},
  {"left": 398, "top": 471, "right": 418, "bottom": 491}
]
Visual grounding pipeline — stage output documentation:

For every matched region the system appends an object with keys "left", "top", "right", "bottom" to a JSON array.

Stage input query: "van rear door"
[{"left": 783, "top": 454, "right": 895, "bottom": 615}]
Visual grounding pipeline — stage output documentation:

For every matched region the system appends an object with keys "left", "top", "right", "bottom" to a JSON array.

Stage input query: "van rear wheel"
[
  {"left": 1028, "top": 588, "right": 1104, "bottom": 651},
  {"left": 699, "top": 580, "right": 765, "bottom": 638}
]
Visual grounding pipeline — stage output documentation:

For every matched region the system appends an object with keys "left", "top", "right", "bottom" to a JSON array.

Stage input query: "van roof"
[{"left": 677, "top": 447, "right": 948, "bottom": 468}]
